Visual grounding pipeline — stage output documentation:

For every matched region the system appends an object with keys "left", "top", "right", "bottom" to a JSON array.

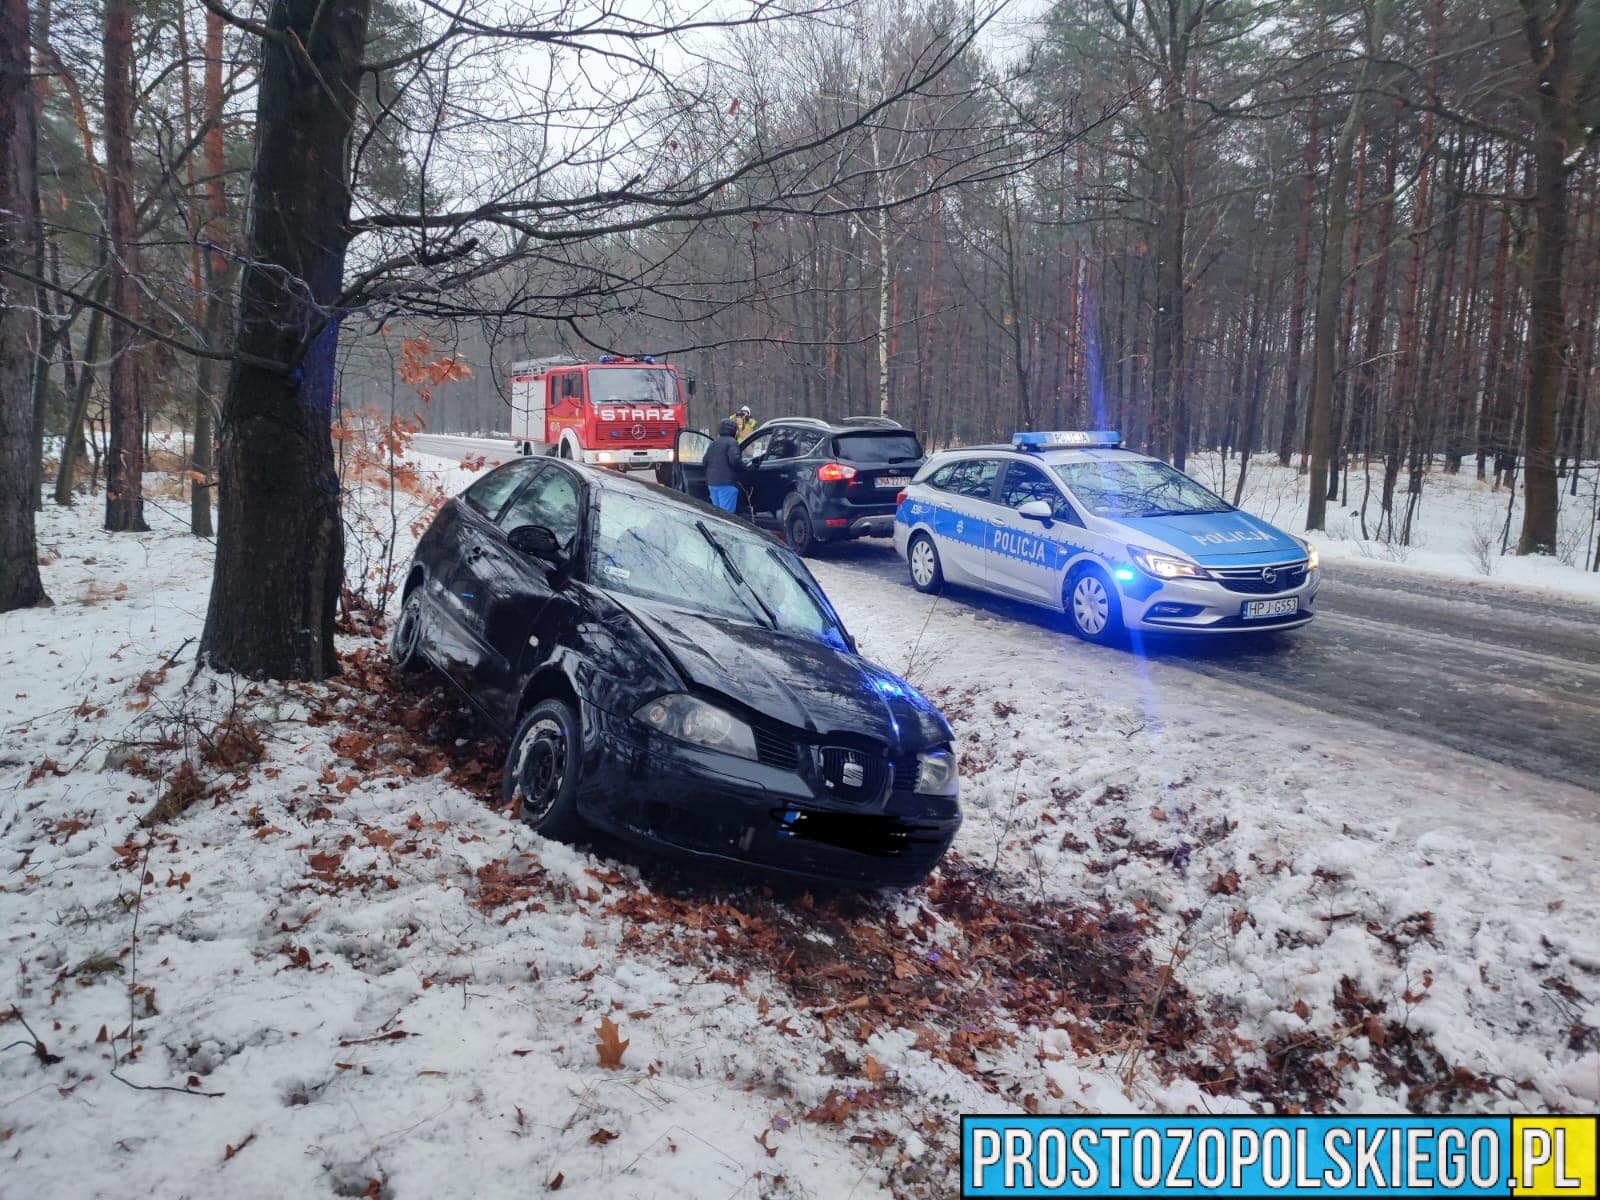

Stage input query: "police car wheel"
[
  {"left": 504, "top": 698, "right": 585, "bottom": 841},
  {"left": 1066, "top": 568, "right": 1123, "bottom": 644},
  {"left": 907, "top": 534, "right": 943, "bottom": 593}
]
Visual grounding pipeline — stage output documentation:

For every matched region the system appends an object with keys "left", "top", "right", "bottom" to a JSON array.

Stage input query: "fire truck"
[{"left": 508, "top": 355, "right": 691, "bottom": 471}]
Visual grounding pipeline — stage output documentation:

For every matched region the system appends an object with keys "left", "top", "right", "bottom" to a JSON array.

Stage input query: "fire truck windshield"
[{"left": 586, "top": 367, "right": 677, "bottom": 407}]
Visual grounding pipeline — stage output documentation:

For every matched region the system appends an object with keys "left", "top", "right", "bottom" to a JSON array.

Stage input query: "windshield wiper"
[{"left": 694, "top": 521, "right": 778, "bottom": 630}]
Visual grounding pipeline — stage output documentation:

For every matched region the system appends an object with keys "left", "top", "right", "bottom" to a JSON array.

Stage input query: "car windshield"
[
  {"left": 1054, "top": 459, "right": 1232, "bottom": 518},
  {"left": 586, "top": 367, "right": 677, "bottom": 406},
  {"left": 590, "top": 491, "right": 850, "bottom": 648},
  {"left": 833, "top": 432, "right": 923, "bottom": 464}
]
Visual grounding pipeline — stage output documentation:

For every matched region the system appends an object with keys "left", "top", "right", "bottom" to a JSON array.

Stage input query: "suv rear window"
[{"left": 832, "top": 432, "right": 922, "bottom": 464}]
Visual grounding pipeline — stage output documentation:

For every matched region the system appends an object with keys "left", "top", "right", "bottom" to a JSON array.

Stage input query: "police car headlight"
[
  {"left": 1130, "top": 549, "right": 1211, "bottom": 581},
  {"left": 1305, "top": 542, "right": 1320, "bottom": 571},
  {"left": 913, "top": 746, "right": 960, "bottom": 797},
  {"left": 635, "top": 694, "right": 757, "bottom": 760}
]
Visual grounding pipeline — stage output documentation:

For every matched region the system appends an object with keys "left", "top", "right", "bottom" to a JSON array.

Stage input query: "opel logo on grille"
[
  {"left": 631, "top": 423, "right": 645, "bottom": 439},
  {"left": 1261, "top": 566, "right": 1277, "bottom": 584}
]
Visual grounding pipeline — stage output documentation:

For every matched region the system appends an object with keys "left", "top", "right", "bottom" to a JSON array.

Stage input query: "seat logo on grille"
[{"left": 841, "top": 758, "right": 866, "bottom": 788}]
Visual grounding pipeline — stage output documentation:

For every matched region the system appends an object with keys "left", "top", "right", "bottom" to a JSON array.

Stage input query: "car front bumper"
[
  {"left": 1120, "top": 570, "right": 1320, "bottom": 633},
  {"left": 561, "top": 708, "right": 961, "bottom": 887},
  {"left": 582, "top": 447, "right": 673, "bottom": 468}
]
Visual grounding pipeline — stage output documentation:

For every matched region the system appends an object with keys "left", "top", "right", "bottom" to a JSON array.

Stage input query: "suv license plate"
[
  {"left": 1243, "top": 597, "right": 1299, "bottom": 620},
  {"left": 876, "top": 475, "right": 910, "bottom": 489}
]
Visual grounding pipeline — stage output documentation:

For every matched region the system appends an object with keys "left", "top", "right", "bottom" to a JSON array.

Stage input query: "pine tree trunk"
[
  {"left": 102, "top": 0, "right": 146, "bottom": 532},
  {"left": 1279, "top": 101, "right": 1320, "bottom": 467},
  {"left": 0, "top": 0, "right": 49, "bottom": 610},
  {"left": 199, "top": 0, "right": 372, "bottom": 679},
  {"left": 1517, "top": 1, "right": 1578, "bottom": 556}
]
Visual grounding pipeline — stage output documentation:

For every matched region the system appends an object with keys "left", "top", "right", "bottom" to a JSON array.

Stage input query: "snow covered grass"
[
  {"left": 1185, "top": 453, "right": 1600, "bottom": 600},
  {"left": 3, "top": 455, "right": 1597, "bottom": 1199}
]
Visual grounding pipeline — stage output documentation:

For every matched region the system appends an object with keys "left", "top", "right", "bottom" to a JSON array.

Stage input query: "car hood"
[
  {"left": 613, "top": 595, "right": 951, "bottom": 753},
  {"left": 1118, "top": 510, "right": 1304, "bottom": 566}
]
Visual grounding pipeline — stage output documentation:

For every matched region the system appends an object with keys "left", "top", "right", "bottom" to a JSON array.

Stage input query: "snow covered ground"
[
  {"left": 1185, "top": 453, "right": 1600, "bottom": 600},
  {"left": 2, "top": 452, "right": 1597, "bottom": 1199}
]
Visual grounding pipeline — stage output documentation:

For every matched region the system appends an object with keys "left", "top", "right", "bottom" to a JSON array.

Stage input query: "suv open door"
[{"left": 671, "top": 429, "right": 712, "bottom": 501}]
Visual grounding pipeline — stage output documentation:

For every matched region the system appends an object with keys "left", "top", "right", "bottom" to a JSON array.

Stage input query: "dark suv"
[{"left": 673, "top": 417, "right": 925, "bottom": 554}]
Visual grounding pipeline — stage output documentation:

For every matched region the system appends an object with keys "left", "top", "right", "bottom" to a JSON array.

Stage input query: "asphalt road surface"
[
  {"left": 407, "top": 434, "right": 1600, "bottom": 793},
  {"left": 824, "top": 539, "right": 1600, "bottom": 794}
]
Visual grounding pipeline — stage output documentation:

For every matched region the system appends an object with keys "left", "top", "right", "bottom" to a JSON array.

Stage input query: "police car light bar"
[{"left": 1013, "top": 430, "right": 1123, "bottom": 450}]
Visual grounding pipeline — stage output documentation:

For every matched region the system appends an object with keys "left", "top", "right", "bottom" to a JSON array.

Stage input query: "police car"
[{"left": 892, "top": 431, "right": 1319, "bottom": 642}]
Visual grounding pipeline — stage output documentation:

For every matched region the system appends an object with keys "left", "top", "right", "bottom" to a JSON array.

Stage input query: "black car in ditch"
[
  {"left": 390, "top": 456, "right": 961, "bottom": 887},
  {"left": 671, "top": 417, "right": 925, "bottom": 554}
]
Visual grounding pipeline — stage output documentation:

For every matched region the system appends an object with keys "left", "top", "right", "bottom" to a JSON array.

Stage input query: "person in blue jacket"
[{"left": 704, "top": 418, "right": 751, "bottom": 513}]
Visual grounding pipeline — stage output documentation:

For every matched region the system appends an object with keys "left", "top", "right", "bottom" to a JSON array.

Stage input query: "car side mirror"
[
  {"left": 1016, "top": 500, "right": 1053, "bottom": 523},
  {"left": 685, "top": 374, "right": 697, "bottom": 396},
  {"left": 507, "top": 524, "right": 564, "bottom": 563}
]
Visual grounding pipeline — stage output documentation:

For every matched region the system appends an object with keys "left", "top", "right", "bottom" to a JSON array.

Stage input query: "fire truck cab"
[{"left": 509, "top": 355, "right": 690, "bottom": 471}]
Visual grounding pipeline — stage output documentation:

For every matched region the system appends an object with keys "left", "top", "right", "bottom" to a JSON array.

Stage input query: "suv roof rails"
[{"left": 837, "top": 416, "right": 903, "bottom": 428}]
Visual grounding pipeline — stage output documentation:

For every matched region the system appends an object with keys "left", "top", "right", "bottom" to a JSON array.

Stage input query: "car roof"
[
  {"left": 551, "top": 459, "right": 776, "bottom": 537},
  {"left": 753, "top": 416, "right": 910, "bottom": 435},
  {"left": 923, "top": 445, "right": 1153, "bottom": 467}
]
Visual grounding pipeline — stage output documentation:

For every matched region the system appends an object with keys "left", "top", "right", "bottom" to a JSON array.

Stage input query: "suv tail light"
[
  {"left": 817, "top": 463, "right": 857, "bottom": 482},
  {"left": 896, "top": 490, "right": 906, "bottom": 505}
]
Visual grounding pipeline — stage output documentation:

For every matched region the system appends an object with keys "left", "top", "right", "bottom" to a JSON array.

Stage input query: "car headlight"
[
  {"left": 1129, "top": 548, "right": 1211, "bottom": 581},
  {"left": 913, "top": 746, "right": 960, "bottom": 797},
  {"left": 1304, "top": 542, "right": 1320, "bottom": 571},
  {"left": 634, "top": 694, "right": 757, "bottom": 760}
]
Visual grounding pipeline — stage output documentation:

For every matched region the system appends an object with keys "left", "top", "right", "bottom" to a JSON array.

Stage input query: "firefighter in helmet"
[{"left": 729, "top": 404, "right": 756, "bottom": 440}]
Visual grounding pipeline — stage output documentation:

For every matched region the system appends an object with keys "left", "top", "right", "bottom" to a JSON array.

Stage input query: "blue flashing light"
[
  {"left": 597, "top": 354, "right": 618, "bottom": 363},
  {"left": 641, "top": 354, "right": 655, "bottom": 363},
  {"left": 1113, "top": 566, "right": 1137, "bottom": 583},
  {"left": 1012, "top": 430, "right": 1123, "bottom": 450}
]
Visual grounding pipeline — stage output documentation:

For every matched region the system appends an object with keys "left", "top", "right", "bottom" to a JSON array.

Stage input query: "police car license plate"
[
  {"left": 876, "top": 475, "right": 910, "bottom": 489},
  {"left": 1243, "top": 597, "right": 1299, "bottom": 620}
]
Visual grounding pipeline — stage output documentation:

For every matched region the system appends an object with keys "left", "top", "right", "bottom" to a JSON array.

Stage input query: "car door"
[
  {"left": 672, "top": 429, "right": 712, "bottom": 500},
  {"left": 452, "top": 464, "right": 584, "bottom": 726},
  {"left": 986, "top": 461, "right": 1085, "bottom": 605},
  {"left": 930, "top": 457, "right": 1001, "bottom": 586},
  {"left": 747, "top": 426, "right": 799, "bottom": 517},
  {"left": 427, "top": 460, "right": 544, "bottom": 679}
]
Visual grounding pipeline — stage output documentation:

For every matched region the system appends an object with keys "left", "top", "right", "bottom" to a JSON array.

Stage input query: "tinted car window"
[
  {"left": 591, "top": 492, "right": 848, "bottom": 648},
  {"left": 767, "top": 428, "right": 803, "bottom": 459},
  {"left": 1055, "top": 459, "right": 1231, "bottom": 518},
  {"left": 464, "top": 460, "right": 540, "bottom": 519},
  {"left": 833, "top": 432, "right": 923, "bottom": 464},
  {"left": 496, "top": 466, "right": 582, "bottom": 550},
  {"left": 926, "top": 463, "right": 957, "bottom": 490},
  {"left": 1001, "top": 463, "right": 1077, "bottom": 521},
  {"left": 741, "top": 431, "right": 773, "bottom": 463},
  {"left": 945, "top": 459, "right": 1000, "bottom": 500}
]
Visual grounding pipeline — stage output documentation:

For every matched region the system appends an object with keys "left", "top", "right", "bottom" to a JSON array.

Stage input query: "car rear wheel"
[
  {"left": 785, "top": 504, "right": 817, "bottom": 556},
  {"left": 504, "top": 698, "right": 585, "bottom": 840},
  {"left": 390, "top": 592, "right": 427, "bottom": 672},
  {"left": 1065, "top": 567, "right": 1123, "bottom": 645},
  {"left": 907, "top": 533, "right": 943, "bottom": 594}
]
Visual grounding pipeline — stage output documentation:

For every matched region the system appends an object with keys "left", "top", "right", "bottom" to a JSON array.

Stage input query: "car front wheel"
[
  {"left": 1065, "top": 567, "right": 1124, "bottom": 645},
  {"left": 907, "top": 533, "right": 943, "bottom": 594},
  {"left": 504, "top": 698, "right": 585, "bottom": 840},
  {"left": 390, "top": 591, "right": 428, "bottom": 672}
]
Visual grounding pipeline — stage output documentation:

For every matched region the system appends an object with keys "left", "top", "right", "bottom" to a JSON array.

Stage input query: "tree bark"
[
  {"left": 189, "top": 5, "right": 230, "bottom": 538},
  {"left": 200, "top": 0, "right": 372, "bottom": 679},
  {"left": 1279, "top": 100, "right": 1320, "bottom": 467},
  {"left": 1308, "top": 2, "right": 1388, "bottom": 533},
  {"left": 1516, "top": 0, "right": 1580, "bottom": 556},
  {"left": 0, "top": 0, "right": 48, "bottom": 610},
  {"left": 102, "top": 0, "right": 147, "bottom": 532}
]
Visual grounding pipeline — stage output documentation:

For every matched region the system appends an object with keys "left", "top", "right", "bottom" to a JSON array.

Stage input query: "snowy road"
[{"left": 824, "top": 539, "right": 1600, "bottom": 794}]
